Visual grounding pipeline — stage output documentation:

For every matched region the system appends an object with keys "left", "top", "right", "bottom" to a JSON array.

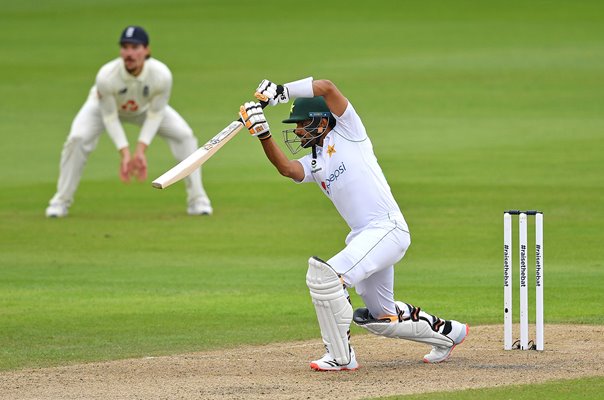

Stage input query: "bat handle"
[{"left": 238, "top": 84, "right": 284, "bottom": 122}]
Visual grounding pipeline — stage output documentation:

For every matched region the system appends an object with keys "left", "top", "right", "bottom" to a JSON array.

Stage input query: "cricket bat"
[
  {"left": 152, "top": 89, "right": 279, "bottom": 190},
  {"left": 151, "top": 120, "right": 243, "bottom": 189}
]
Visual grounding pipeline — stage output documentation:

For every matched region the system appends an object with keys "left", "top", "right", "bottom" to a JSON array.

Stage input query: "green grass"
[
  {"left": 0, "top": 0, "right": 603, "bottom": 398},
  {"left": 378, "top": 376, "right": 604, "bottom": 400}
]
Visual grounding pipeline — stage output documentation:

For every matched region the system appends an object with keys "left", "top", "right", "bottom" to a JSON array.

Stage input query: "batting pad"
[
  {"left": 306, "top": 256, "right": 352, "bottom": 365},
  {"left": 353, "top": 308, "right": 453, "bottom": 348}
]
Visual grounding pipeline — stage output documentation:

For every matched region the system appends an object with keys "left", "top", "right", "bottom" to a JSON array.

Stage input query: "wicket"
[{"left": 503, "top": 210, "right": 544, "bottom": 351}]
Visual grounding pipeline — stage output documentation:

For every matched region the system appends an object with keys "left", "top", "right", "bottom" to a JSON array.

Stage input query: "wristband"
[{"left": 284, "top": 77, "right": 314, "bottom": 99}]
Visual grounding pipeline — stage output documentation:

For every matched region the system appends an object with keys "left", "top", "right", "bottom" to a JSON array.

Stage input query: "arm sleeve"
[
  {"left": 137, "top": 74, "right": 172, "bottom": 145},
  {"left": 97, "top": 78, "right": 129, "bottom": 150}
]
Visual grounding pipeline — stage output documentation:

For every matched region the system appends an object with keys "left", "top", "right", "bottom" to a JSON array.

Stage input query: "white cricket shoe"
[
  {"left": 423, "top": 321, "right": 469, "bottom": 363},
  {"left": 310, "top": 347, "right": 359, "bottom": 372},
  {"left": 187, "top": 197, "right": 213, "bottom": 216},
  {"left": 45, "top": 203, "right": 69, "bottom": 218}
]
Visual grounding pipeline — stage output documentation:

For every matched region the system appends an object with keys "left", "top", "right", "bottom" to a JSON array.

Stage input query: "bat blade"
[{"left": 152, "top": 120, "right": 243, "bottom": 189}]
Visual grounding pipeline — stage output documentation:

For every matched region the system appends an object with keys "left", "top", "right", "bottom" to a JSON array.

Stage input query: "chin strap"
[{"left": 312, "top": 144, "right": 317, "bottom": 160}]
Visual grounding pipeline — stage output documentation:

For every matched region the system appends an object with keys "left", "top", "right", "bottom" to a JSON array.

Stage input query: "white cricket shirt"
[
  {"left": 94, "top": 57, "right": 172, "bottom": 149},
  {"left": 297, "top": 102, "right": 406, "bottom": 232}
]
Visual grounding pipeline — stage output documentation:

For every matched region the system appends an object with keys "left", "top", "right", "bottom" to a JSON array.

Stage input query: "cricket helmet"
[{"left": 282, "top": 97, "right": 336, "bottom": 154}]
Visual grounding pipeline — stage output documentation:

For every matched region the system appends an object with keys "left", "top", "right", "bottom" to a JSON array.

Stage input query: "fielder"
[
  {"left": 45, "top": 26, "right": 212, "bottom": 217},
  {"left": 240, "top": 77, "right": 469, "bottom": 371}
]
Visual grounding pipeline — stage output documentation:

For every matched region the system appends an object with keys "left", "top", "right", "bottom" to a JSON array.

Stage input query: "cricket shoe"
[
  {"left": 423, "top": 321, "right": 469, "bottom": 364},
  {"left": 310, "top": 347, "right": 359, "bottom": 372},
  {"left": 187, "top": 196, "right": 213, "bottom": 216},
  {"left": 45, "top": 203, "right": 69, "bottom": 218}
]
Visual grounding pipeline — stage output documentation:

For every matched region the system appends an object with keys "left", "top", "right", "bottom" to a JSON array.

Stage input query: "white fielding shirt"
[
  {"left": 94, "top": 57, "right": 172, "bottom": 149},
  {"left": 297, "top": 102, "right": 407, "bottom": 232}
]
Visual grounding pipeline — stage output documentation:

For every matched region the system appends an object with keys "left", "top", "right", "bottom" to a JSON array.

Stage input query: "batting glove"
[
  {"left": 239, "top": 102, "right": 271, "bottom": 140},
  {"left": 255, "top": 79, "right": 289, "bottom": 106}
]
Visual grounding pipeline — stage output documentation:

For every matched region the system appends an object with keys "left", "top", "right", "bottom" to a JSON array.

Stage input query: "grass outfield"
[
  {"left": 382, "top": 376, "right": 604, "bottom": 400},
  {"left": 1, "top": 0, "right": 602, "bottom": 398}
]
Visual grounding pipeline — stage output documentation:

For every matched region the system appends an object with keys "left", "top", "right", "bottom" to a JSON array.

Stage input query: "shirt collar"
[
  {"left": 118, "top": 58, "right": 148, "bottom": 82},
  {"left": 322, "top": 130, "right": 334, "bottom": 147}
]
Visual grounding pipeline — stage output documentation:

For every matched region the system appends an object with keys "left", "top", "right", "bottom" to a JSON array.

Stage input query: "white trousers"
[
  {"left": 328, "top": 212, "right": 411, "bottom": 319},
  {"left": 49, "top": 90, "right": 208, "bottom": 207}
]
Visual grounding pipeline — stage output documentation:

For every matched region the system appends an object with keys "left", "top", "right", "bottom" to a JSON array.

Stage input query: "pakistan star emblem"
[{"left": 327, "top": 145, "right": 336, "bottom": 157}]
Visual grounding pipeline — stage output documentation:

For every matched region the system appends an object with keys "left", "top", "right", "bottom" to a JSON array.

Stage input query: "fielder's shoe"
[
  {"left": 187, "top": 197, "right": 213, "bottom": 216},
  {"left": 310, "top": 347, "right": 359, "bottom": 372},
  {"left": 423, "top": 321, "right": 469, "bottom": 364},
  {"left": 45, "top": 203, "right": 69, "bottom": 218}
]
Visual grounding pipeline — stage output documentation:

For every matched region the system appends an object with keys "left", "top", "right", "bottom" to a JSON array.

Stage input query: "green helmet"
[
  {"left": 282, "top": 96, "right": 333, "bottom": 123},
  {"left": 281, "top": 97, "right": 337, "bottom": 154}
]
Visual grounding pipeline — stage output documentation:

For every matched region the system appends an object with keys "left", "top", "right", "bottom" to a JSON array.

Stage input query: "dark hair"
[{"left": 327, "top": 115, "right": 336, "bottom": 129}]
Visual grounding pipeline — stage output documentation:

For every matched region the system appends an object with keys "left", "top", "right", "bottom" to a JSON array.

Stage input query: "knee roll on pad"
[
  {"left": 353, "top": 308, "right": 453, "bottom": 348},
  {"left": 306, "top": 256, "right": 352, "bottom": 365}
]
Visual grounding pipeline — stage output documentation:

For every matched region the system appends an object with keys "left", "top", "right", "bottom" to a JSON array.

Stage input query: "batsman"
[{"left": 240, "top": 77, "right": 469, "bottom": 371}]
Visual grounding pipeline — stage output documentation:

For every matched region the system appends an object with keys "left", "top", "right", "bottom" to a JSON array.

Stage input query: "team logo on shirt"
[
  {"left": 121, "top": 100, "right": 139, "bottom": 112},
  {"left": 325, "top": 162, "right": 347, "bottom": 190},
  {"left": 143, "top": 85, "right": 149, "bottom": 97},
  {"left": 311, "top": 159, "right": 322, "bottom": 173},
  {"left": 327, "top": 145, "right": 336, "bottom": 157},
  {"left": 118, "top": 87, "right": 128, "bottom": 95},
  {"left": 321, "top": 181, "right": 329, "bottom": 195}
]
